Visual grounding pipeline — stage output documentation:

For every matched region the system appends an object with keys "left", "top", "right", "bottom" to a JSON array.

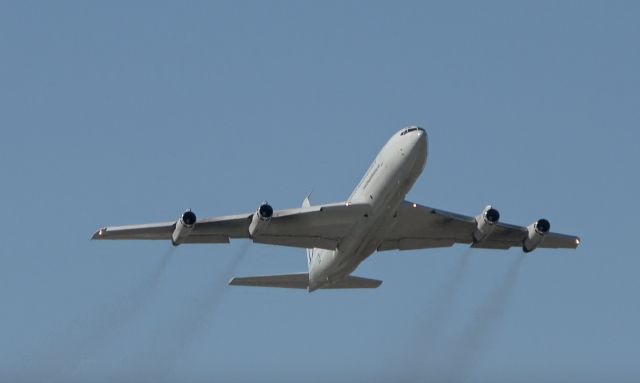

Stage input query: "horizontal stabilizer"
[
  {"left": 326, "top": 275, "right": 382, "bottom": 289},
  {"left": 229, "top": 273, "right": 309, "bottom": 289},
  {"left": 228, "top": 273, "right": 382, "bottom": 290}
]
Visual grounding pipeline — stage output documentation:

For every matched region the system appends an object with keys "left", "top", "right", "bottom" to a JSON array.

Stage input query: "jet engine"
[
  {"left": 172, "top": 210, "right": 197, "bottom": 246},
  {"left": 248, "top": 202, "right": 273, "bottom": 237},
  {"left": 473, "top": 205, "right": 500, "bottom": 243},
  {"left": 523, "top": 218, "right": 550, "bottom": 253}
]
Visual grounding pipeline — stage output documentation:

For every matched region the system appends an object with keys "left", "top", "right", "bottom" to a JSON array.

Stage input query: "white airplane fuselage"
[{"left": 308, "top": 127, "right": 427, "bottom": 291}]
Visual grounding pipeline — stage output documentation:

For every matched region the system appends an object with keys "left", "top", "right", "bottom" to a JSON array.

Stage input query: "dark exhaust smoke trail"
[
  {"left": 183, "top": 240, "right": 251, "bottom": 334},
  {"left": 409, "top": 248, "right": 472, "bottom": 380},
  {"left": 439, "top": 254, "right": 526, "bottom": 383},
  {"left": 46, "top": 246, "right": 175, "bottom": 381},
  {"left": 154, "top": 241, "right": 251, "bottom": 374}
]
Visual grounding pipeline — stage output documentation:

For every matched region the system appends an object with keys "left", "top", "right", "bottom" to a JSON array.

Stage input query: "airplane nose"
[
  {"left": 398, "top": 126, "right": 428, "bottom": 155},
  {"left": 409, "top": 130, "right": 427, "bottom": 159},
  {"left": 414, "top": 129, "right": 427, "bottom": 148}
]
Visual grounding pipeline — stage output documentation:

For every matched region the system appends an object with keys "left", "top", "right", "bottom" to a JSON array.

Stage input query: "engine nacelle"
[
  {"left": 172, "top": 210, "right": 197, "bottom": 246},
  {"left": 523, "top": 218, "right": 550, "bottom": 253},
  {"left": 248, "top": 202, "right": 273, "bottom": 237},
  {"left": 473, "top": 205, "right": 500, "bottom": 243}
]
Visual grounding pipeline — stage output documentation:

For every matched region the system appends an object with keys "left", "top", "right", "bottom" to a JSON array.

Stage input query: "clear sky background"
[{"left": 1, "top": 1, "right": 639, "bottom": 382}]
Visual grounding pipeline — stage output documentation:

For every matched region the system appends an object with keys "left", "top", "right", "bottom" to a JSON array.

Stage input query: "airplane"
[{"left": 92, "top": 126, "right": 580, "bottom": 292}]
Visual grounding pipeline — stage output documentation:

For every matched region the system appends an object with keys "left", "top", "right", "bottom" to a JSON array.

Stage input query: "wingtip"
[{"left": 91, "top": 227, "right": 106, "bottom": 240}]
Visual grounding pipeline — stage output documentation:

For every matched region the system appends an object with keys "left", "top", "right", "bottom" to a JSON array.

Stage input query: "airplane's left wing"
[
  {"left": 92, "top": 202, "right": 368, "bottom": 250},
  {"left": 90, "top": 213, "right": 249, "bottom": 244},
  {"left": 378, "top": 201, "right": 580, "bottom": 252}
]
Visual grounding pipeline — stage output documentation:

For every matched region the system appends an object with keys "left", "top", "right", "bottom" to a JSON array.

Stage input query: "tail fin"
[{"left": 302, "top": 193, "right": 312, "bottom": 209}]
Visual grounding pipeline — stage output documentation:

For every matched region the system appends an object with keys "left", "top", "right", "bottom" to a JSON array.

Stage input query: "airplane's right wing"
[
  {"left": 378, "top": 201, "right": 580, "bottom": 252},
  {"left": 92, "top": 202, "right": 369, "bottom": 250}
]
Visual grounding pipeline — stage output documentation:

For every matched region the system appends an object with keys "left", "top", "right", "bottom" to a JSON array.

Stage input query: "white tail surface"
[{"left": 228, "top": 273, "right": 382, "bottom": 290}]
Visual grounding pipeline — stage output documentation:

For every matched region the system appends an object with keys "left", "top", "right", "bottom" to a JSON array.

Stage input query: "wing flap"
[
  {"left": 253, "top": 235, "right": 338, "bottom": 250},
  {"left": 377, "top": 238, "right": 456, "bottom": 251},
  {"left": 180, "top": 235, "right": 230, "bottom": 244},
  {"left": 470, "top": 239, "right": 513, "bottom": 250}
]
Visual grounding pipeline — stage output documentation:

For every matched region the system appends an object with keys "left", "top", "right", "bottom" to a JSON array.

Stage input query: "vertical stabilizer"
[{"left": 302, "top": 193, "right": 312, "bottom": 208}]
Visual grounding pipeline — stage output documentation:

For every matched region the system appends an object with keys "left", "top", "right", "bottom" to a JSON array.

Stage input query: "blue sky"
[{"left": 1, "top": 1, "right": 639, "bottom": 382}]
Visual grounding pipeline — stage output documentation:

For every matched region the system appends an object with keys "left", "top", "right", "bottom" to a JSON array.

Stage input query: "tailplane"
[
  {"left": 228, "top": 273, "right": 382, "bottom": 290},
  {"left": 229, "top": 273, "right": 309, "bottom": 289}
]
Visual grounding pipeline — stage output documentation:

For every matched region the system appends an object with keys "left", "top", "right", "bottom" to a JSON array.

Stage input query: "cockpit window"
[{"left": 400, "top": 127, "right": 423, "bottom": 136}]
